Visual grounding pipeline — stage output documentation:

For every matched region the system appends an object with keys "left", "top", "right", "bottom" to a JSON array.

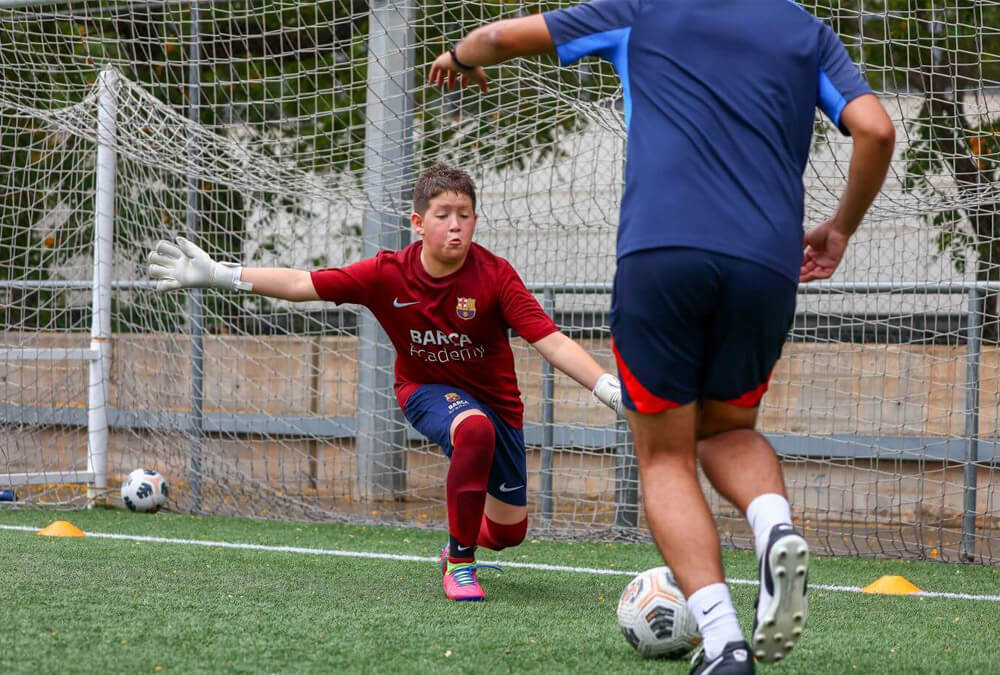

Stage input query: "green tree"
[
  {"left": 1, "top": 1, "right": 613, "bottom": 332},
  {"left": 813, "top": 1, "right": 1000, "bottom": 336}
]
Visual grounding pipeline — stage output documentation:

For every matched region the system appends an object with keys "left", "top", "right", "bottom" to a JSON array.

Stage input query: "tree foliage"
[
  {"left": 813, "top": 1, "right": 1000, "bottom": 285},
  {"left": 1, "top": 0, "right": 611, "bottom": 331},
  {"left": 11, "top": 1, "right": 998, "bottom": 332}
]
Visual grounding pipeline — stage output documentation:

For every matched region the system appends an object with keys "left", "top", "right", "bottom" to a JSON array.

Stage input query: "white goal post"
[{"left": 0, "top": 64, "right": 118, "bottom": 499}]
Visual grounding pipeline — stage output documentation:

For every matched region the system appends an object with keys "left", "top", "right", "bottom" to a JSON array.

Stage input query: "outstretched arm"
[
  {"left": 427, "top": 15, "right": 554, "bottom": 92},
  {"left": 148, "top": 236, "right": 320, "bottom": 301},
  {"left": 531, "top": 331, "right": 623, "bottom": 415},
  {"left": 240, "top": 267, "right": 319, "bottom": 302}
]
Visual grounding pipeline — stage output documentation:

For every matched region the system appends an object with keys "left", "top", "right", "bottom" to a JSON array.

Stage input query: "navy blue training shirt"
[{"left": 543, "top": 0, "right": 873, "bottom": 281}]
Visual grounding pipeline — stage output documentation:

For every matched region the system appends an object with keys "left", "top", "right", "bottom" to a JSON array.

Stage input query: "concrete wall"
[
  {"left": 3, "top": 331, "right": 1000, "bottom": 561},
  {"left": 6, "top": 332, "right": 1000, "bottom": 434}
]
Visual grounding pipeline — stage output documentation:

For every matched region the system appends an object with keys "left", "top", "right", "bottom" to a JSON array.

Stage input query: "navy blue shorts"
[
  {"left": 610, "top": 247, "right": 797, "bottom": 412},
  {"left": 403, "top": 384, "right": 527, "bottom": 506}
]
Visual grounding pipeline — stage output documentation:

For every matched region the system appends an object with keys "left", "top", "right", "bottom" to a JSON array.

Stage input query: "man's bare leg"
[
  {"left": 698, "top": 400, "right": 807, "bottom": 663},
  {"left": 698, "top": 402, "right": 788, "bottom": 553},
  {"left": 626, "top": 402, "right": 743, "bottom": 661}
]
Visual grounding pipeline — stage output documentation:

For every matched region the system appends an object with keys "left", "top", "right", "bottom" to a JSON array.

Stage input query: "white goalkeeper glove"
[
  {"left": 147, "top": 236, "right": 252, "bottom": 293},
  {"left": 593, "top": 373, "right": 624, "bottom": 416}
]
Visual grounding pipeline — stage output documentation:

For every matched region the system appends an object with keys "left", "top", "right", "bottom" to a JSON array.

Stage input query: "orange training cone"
[
  {"left": 861, "top": 575, "right": 921, "bottom": 595},
  {"left": 36, "top": 520, "right": 85, "bottom": 537}
]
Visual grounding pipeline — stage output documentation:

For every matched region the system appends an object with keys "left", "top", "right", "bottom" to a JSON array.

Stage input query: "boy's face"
[{"left": 412, "top": 191, "right": 477, "bottom": 267}]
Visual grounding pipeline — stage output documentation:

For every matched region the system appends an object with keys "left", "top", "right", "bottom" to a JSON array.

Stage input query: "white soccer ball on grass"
[
  {"left": 617, "top": 566, "right": 701, "bottom": 659},
  {"left": 121, "top": 468, "right": 169, "bottom": 512}
]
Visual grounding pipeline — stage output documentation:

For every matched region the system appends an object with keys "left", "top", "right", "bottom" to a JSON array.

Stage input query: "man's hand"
[
  {"left": 800, "top": 221, "right": 851, "bottom": 283},
  {"left": 593, "top": 373, "right": 625, "bottom": 416},
  {"left": 147, "top": 236, "right": 250, "bottom": 292},
  {"left": 427, "top": 50, "right": 489, "bottom": 92}
]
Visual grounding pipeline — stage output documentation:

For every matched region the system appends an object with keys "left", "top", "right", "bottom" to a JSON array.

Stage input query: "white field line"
[{"left": 2, "top": 523, "right": 998, "bottom": 603}]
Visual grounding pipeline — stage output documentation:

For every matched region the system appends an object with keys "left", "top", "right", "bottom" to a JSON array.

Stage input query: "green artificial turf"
[{"left": 0, "top": 507, "right": 996, "bottom": 674}]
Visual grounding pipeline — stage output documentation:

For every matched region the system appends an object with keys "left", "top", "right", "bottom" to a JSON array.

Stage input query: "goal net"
[{"left": 2, "top": 0, "right": 999, "bottom": 564}]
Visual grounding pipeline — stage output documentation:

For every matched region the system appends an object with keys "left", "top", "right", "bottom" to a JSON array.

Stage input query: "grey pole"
[
  {"left": 612, "top": 131, "right": 638, "bottom": 530},
  {"left": 185, "top": 2, "right": 204, "bottom": 512},
  {"left": 358, "top": 0, "right": 414, "bottom": 500},
  {"left": 539, "top": 288, "right": 556, "bottom": 524},
  {"left": 961, "top": 288, "right": 985, "bottom": 560},
  {"left": 614, "top": 135, "right": 639, "bottom": 530},
  {"left": 615, "top": 413, "right": 638, "bottom": 529}
]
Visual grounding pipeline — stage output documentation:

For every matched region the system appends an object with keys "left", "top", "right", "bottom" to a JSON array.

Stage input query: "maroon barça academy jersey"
[{"left": 310, "top": 242, "right": 558, "bottom": 428}]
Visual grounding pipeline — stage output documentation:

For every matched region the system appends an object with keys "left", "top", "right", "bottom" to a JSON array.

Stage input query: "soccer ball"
[
  {"left": 617, "top": 566, "right": 701, "bottom": 659},
  {"left": 121, "top": 468, "right": 169, "bottom": 512}
]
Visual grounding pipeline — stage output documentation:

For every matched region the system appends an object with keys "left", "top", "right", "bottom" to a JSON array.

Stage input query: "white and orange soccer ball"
[
  {"left": 121, "top": 468, "right": 169, "bottom": 512},
  {"left": 617, "top": 566, "right": 701, "bottom": 659}
]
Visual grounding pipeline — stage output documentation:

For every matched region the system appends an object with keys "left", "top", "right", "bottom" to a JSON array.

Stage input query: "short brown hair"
[{"left": 413, "top": 164, "right": 477, "bottom": 215}]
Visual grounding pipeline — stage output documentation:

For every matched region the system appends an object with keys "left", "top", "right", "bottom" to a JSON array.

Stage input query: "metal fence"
[{"left": 3, "top": 277, "right": 998, "bottom": 558}]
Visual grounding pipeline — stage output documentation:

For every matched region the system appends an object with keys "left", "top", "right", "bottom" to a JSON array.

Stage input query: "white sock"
[
  {"left": 746, "top": 493, "right": 792, "bottom": 560},
  {"left": 687, "top": 583, "right": 742, "bottom": 660}
]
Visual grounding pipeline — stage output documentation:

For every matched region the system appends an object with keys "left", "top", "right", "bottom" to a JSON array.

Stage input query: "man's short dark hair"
[{"left": 413, "top": 164, "right": 477, "bottom": 215}]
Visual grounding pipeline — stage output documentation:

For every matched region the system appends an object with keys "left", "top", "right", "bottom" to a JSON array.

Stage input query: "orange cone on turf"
[
  {"left": 861, "top": 575, "right": 921, "bottom": 595},
  {"left": 36, "top": 520, "right": 85, "bottom": 537}
]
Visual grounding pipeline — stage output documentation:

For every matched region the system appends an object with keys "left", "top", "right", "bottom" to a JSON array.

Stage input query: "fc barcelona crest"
[{"left": 456, "top": 297, "right": 476, "bottom": 320}]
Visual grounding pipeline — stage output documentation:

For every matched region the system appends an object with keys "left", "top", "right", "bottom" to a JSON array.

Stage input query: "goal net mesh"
[{"left": 2, "top": 0, "right": 999, "bottom": 563}]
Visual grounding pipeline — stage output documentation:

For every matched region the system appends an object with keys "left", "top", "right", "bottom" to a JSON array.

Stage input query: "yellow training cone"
[
  {"left": 862, "top": 575, "right": 921, "bottom": 595},
  {"left": 36, "top": 520, "right": 85, "bottom": 537}
]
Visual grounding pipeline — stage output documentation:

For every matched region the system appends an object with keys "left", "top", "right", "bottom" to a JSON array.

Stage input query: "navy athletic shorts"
[
  {"left": 403, "top": 384, "right": 527, "bottom": 506},
  {"left": 610, "top": 247, "right": 797, "bottom": 413}
]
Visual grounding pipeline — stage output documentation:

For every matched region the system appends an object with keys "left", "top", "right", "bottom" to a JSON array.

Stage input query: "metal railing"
[
  {"left": 525, "top": 280, "right": 997, "bottom": 556},
  {"left": 4, "top": 278, "right": 998, "bottom": 554}
]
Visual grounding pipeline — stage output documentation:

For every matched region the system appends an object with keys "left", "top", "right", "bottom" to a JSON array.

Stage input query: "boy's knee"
[
  {"left": 480, "top": 514, "right": 527, "bottom": 551},
  {"left": 450, "top": 411, "right": 494, "bottom": 447}
]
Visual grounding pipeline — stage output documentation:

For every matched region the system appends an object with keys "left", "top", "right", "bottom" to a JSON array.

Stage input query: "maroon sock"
[
  {"left": 446, "top": 414, "right": 495, "bottom": 563},
  {"left": 477, "top": 514, "right": 528, "bottom": 551}
]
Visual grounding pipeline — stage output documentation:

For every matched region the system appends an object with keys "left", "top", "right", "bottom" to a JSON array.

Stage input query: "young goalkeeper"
[{"left": 147, "top": 163, "right": 624, "bottom": 602}]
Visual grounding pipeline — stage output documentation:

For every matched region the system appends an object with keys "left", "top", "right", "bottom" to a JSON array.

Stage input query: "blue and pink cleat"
[{"left": 438, "top": 542, "right": 501, "bottom": 602}]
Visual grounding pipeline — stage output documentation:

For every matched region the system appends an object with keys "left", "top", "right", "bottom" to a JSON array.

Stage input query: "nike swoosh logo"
[
  {"left": 498, "top": 483, "right": 523, "bottom": 493},
  {"left": 702, "top": 601, "right": 723, "bottom": 615},
  {"left": 455, "top": 544, "right": 471, "bottom": 551},
  {"left": 393, "top": 298, "right": 419, "bottom": 308}
]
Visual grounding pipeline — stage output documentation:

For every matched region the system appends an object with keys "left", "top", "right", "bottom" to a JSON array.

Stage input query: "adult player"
[
  {"left": 427, "top": 2, "right": 894, "bottom": 672},
  {"left": 147, "top": 164, "right": 624, "bottom": 603}
]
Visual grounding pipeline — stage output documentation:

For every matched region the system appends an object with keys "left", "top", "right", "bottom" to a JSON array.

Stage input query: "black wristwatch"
[{"left": 449, "top": 46, "right": 474, "bottom": 70}]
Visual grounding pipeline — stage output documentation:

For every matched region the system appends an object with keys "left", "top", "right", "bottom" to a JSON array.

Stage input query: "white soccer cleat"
[{"left": 751, "top": 524, "right": 808, "bottom": 663}]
